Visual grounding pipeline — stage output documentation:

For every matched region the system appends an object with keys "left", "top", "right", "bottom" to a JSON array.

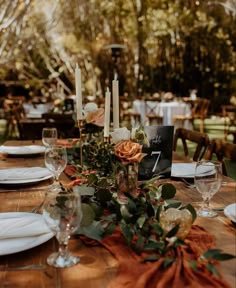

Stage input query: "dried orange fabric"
[
  {"left": 81, "top": 225, "right": 231, "bottom": 288},
  {"left": 56, "top": 138, "right": 79, "bottom": 148}
]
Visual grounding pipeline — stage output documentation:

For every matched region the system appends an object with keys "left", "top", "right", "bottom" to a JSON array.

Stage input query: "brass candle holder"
[
  {"left": 103, "top": 136, "right": 110, "bottom": 144},
  {"left": 78, "top": 119, "right": 84, "bottom": 168}
]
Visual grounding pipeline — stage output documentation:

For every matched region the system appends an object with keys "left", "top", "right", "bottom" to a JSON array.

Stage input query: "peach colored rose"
[
  {"left": 85, "top": 108, "right": 104, "bottom": 127},
  {"left": 114, "top": 140, "right": 146, "bottom": 165}
]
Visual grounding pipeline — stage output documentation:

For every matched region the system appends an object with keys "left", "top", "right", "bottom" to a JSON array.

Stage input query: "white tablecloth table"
[{"left": 133, "top": 100, "right": 192, "bottom": 129}]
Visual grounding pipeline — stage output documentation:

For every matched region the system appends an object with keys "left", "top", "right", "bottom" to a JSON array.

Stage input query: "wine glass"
[
  {"left": 42, "top": 128, "right": 58, "bottom": 147},
  {"left": 194, "top": 160, "right": 222, "bottom": 217},
  {"left": 45, "top": 145, "right": 67, "bottom": 190},
  {"left": 42, "top": 189, "right": 82, "bottom": 267}
]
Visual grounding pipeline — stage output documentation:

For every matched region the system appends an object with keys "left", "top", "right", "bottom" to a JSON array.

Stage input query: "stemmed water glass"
[
  {"left": 194, "top": 160, "right": 222, "bottom": 217},
  {"left": 42, "top": 127, "right": 58, "bottom": 147},
  {"left": 45, "top": 145, "right": 67, "bottom": 190},
  {"left": 42, "top": 189, "right": 82, "bottom": 267}
]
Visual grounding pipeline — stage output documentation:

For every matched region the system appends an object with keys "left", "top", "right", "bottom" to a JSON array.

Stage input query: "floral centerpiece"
[{"left": 64, "top": 124, "right": 235, "bottom": 285}]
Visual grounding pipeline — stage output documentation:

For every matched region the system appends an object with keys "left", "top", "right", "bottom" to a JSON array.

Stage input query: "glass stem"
[
  {"left": 203, "top": 198, "right": 210, "bottom": 209},
  {"left": 57, "top": 231, "right": 70, "bottom": 257}
]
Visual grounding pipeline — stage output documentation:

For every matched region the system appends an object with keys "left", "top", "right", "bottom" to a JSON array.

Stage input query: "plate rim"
[
  {"left": 171, "top": 162, "right": 196, "bottom": 178},
  {"left": 0, "top": 212, "right": 54, "bottom": 255},
  {"left": 0, "top": 145, "right": 46, "bottom": 156},
  {"left": 0, "top": 167, "right": 53, "bottom": 185},
  {"left": 224, "top": 203, "right": 236, "bottom": 223}
]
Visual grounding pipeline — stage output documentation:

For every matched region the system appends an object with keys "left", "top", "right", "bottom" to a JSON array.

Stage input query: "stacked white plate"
[
  {"left": 0, "top": 167, "right": 53, "bottom": 185},
  {"left": 171, "top": 163, "right": 214, "bottom": 178},
  {"left": 224, "top": 203, "right": 236, "bottom": 223},
  {"left": 0, "top": 145, "right": 46, "bottom": 156}
]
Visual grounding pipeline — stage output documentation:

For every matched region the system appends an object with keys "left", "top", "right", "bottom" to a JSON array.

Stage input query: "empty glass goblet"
[
  {"left": 42, "top": 127, "right": 58, "bottom": 147},
  {"left": 194, "top": 160, "right": 222, "bottom": 217},
  {"left": 45, "top": 145, "right": 67, "bottom": 191},
  {"left": 42, "top": 189, "right": 82, "bottom": 268}
]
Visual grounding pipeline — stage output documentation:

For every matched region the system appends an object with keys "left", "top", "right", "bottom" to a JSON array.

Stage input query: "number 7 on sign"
[{"left": 151, "top": 151, "right": 161, "bottom": 172}]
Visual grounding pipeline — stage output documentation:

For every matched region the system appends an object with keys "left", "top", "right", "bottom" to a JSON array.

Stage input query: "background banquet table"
[
  {"left": 0, "top": 140, "right": 235, "bottom": 288},
  {"left": 133, "top": 100, "right": 192, "bottom": 129}
]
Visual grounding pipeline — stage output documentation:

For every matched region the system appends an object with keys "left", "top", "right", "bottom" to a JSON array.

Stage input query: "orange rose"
[{"left": 114, "top": 140, "right": 146, "bottom": 165}]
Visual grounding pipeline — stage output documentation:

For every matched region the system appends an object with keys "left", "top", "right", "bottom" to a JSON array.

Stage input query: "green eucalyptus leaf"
[
  {"left": 134, "top": 234, "right": 145, "bottom": 250},
  {"left": 144, "top": 241, "right": 165, "bottom": 251},
  {"left": 201, "top": 249, "right": 222, "bottom": 260},
  {"left": 182, "top": 204, "right": 197, "bottom": 223},
  {"left": 120, "top": 204, "right": 132, "bottom": 221},
  {"left": 73, "top": 185, "right": 95, "bottom": 196},
  {"left": 104, "top": 222, "right": 116, "bottom": 236},
  {"left": 87, "top": 173, "right": 98, "bottom": 185},
  {"left": 137, "top": 215, "right": 146, "bottom": 228},
  {"left": 163, "top": 257, "right": 175, "bottom": 268},
  {"left": 173, "top": 239, "right": 187, "bottom": 247},
  {"left": 96, "top": 188, "right": 112, "bottom": 203},
  {"left": 127, "top": 197, "right": 137, "bottom": 212},
  {"left": 90, "top": 202, "right": 104, "bottom": 219},
  {"left": 150, "top": 222, "right": 164, "bottom": 236},
  {"left": 142, "top": 255, "right": 159, "bottom": 262},
  {"left": 166, "top": 224, "right": 179, "bottom": 238},
  {"left": 77, "top": 221, "right": 103, "bottom": 240},
  {"left": 206, "top": 262, "right": 219, "bottom": 276},
  {"left": 189, "top": 260, "right": 198, "bottom": 270},
  {"left": 97, "top": 178, "right": 110, "bottom": 187},
  {"left": 147, "top": 202, "right": 155, "bottom": 217},
  {"left": 165, "top": 199, "right": 182, "bottom": 209},
  {"left": 211, "top": 253, "right": 236, "bottom": 261},
  {"left": 160, "top": 183, "right": 176, "bottom": 200},
  {"left": 80, "top": 203, "right": 96, "bottom": 226},
  {"left": 120, "top": 223, "right": 133, "bottom": 245}
]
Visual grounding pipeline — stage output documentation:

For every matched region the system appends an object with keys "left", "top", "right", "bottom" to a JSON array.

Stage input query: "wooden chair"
[
  {"left": 173, "top": 98, "right": 210, "bottom": 133},
  {"left": 120, "top": 97, "right": 141, "bottom": 128},
  {"left": 3, "top": 96, "right": 26, "bottom": 138},
  {"left": 173, "top": 127, "right": 210, "bottom": 161},
  {"left": 205, "top": 139, "right": 236, "bottom": 176},
  {"left": 144, "top": 99, "right": 163, "bottom": 126},
  {"left": 221, "top": 105, "right": 236, "bottom": 143}
]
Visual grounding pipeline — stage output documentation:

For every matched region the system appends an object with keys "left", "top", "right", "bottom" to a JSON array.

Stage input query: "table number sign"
[{"left": 138, "top": 126, "right": 174, "bottom": 180}]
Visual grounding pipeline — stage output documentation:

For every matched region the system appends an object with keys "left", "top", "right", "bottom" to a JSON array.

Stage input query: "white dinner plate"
[
  {"left": 0, "top": 145, "right": 46, "bottom": 156},
  {"left": 224, "top": 203, "right": 236, "bottom": 223},
  {"left": 0, "top": 212, "right": 54, "bottom": 255},
  {"left": 0, "top": 167, "right": 53, "bottom": 185},
  {"left": 171, "top": 163, "right": 214, "bottom": 178}
]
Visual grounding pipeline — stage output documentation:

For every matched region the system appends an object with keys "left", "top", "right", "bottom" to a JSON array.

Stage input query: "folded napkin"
[
  {"left": 81, "top": 225, "right": 231, "bottom": 288},
  {"left": 0, "top": 145, "right": 45, "bottom": 155},
  {"left": 0, "top": 167, "right": 52, "bottom": 181},
  {"left": 0, "top": 213, "right": 52, "bottom": 240},
  {"left": 171, "top": 163, "right": 214, "bottom": 178}
]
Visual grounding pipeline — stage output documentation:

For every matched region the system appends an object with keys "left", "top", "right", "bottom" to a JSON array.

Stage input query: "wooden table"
[{"left": 0, "top": 140, "right": 235, "bottom": 288}]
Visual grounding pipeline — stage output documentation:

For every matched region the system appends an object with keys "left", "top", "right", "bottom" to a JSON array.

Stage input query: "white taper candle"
[
  {"left": 104, "top": 87, "right": 111, "bottom": 138},
  {"left": 112, "top": 73, "right": 119, "bottom": 129},
  {"left": 75, "top": 63, "right": 83, "bottom": 120}
]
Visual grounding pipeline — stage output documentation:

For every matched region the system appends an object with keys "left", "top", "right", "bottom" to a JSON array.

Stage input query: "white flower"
[
  {"left": 83, "top": 103, "right": 98, "bottom": 116},
  {"left": 110, "top": 127, "right": 131, "bottom": 144}
]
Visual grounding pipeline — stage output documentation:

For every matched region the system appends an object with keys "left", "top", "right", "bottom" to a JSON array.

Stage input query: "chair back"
[
  {"left": 205, "top": 139, "right": 236, "bottom": 175},
  {"left": 191, "top": 98, "right": 210, "bottom": 120},
  {"left": 221, "top": 105, "right": 236, "bottom": 141},
  {"left": 173, "top": 127, "right": 210, "bottom": 161}
]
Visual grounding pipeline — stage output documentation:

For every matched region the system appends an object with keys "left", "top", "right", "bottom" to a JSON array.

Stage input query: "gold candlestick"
[
  {"left": 78, "top": 119, "right": 84, "bottom": 168},
  {"left": 103, "top": 136, "right": 110, "bottom": 144}
]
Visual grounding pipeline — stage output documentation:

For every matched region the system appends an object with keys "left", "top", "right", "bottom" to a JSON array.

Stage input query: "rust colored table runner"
[{"left": 0, "top": 140, "right": 235, "bottom": 288}]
